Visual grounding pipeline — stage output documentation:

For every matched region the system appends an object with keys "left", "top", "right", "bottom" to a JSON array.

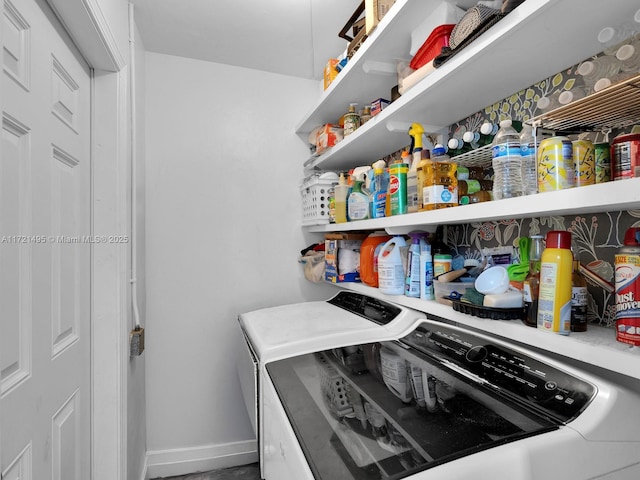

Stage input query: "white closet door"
[{"left": 1, "top": 0, "right": 91, "bottom": 478}]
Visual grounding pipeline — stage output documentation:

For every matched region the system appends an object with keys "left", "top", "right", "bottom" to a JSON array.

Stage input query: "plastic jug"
[
  {"left": 360, "top": 232, "right": 392, "bottom": 287},
  {"left": 378, "top": 236, "right": 407, "bottom": 295}
]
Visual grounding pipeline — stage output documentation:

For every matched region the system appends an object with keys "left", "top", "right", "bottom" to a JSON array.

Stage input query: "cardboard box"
[
  {"left": 316, "top": 124, "right": 344, "bottom": 155},
  {"left": 365, "top": 0, "right": 397, "bottom": 34},
  {"left": 324, "top": 233, "right": 369, "bottom": 283},
  {"left": 371, "top": 98, "right": 391, "bottom": 116},
  {"left": 324, "top": 59, "right": 339, "bottom": 90}
]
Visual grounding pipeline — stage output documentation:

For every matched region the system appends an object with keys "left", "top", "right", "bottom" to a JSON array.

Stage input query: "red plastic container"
[{"left": 410, "top": 24, "right": 455, "bottom": 70}]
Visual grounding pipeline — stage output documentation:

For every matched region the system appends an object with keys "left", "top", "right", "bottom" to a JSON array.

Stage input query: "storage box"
[
  {"left": 366, "top": 0, "right": 397, "bottom": 34},
  {"left": 370, "top": 98, "right": 391, "bottom": 116},
  {"left": 324, "top": 233, "right": 369, "bottom": 283},
  {"left": 409, "top": 24, "right": 455, "bottom": 70}
]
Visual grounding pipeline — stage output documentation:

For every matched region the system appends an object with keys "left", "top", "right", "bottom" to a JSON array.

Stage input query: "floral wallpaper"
[
  {"left": 447, "top": 212, "right": 640, "bottom": 328},
  {"left": 445, "top": 42, "right": 640, "bottom": 329}
]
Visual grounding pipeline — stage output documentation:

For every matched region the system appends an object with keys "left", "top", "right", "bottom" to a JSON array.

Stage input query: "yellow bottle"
[
  {"left": 421, "top": 145, "right": 457, "bottom": 210},
  {"left": 537, "top": 230, "right": 573, "bottom": 335}
]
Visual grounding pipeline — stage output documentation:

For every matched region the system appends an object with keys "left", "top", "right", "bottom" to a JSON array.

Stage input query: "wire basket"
[{"left": 300, "top": 173, "right": 338, "bottom": 226}]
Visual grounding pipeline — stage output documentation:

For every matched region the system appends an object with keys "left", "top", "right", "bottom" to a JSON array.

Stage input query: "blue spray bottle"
[
  {"left": 405, "top": 231, "right": 423, "bottom": 298},
  {"left": 419, "top": 234, "right": 434, "bottom": 300},
  {"left": 370, "top": 160, "right": 388, "bottom": 219}
]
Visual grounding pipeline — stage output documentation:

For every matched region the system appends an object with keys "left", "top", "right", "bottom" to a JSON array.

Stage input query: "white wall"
[
  {"left": 144, "top": 52, "right": 334, "bottom": 476},
  {"left": 128, "top": 15, "right": 147, "bottom": 480}
]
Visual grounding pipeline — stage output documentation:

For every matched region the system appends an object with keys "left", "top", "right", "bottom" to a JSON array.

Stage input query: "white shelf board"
[
  {"left": 325, "top": 282, "right": 640, "bottom": 381},
  {"left": 301, "top": 0, "right": 640, "bottom": 172},
  {"left": 304, "top": 178, "right": 640, "bottom": 234},
  {"left": 296, "top": 0, "right": 441, "bottom": 137}
]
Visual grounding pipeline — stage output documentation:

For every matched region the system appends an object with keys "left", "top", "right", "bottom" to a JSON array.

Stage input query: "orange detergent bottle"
[{"left": 360, "top": 232, "right": 392, "bottom": 287}]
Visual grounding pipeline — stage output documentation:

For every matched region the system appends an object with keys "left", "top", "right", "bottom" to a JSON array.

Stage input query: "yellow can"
[
  {"left": 537, "top": 136, "right": 574, "bottom": 192},
  {"left": 573, "top": 139, "right": 595, "bottom": 187}
]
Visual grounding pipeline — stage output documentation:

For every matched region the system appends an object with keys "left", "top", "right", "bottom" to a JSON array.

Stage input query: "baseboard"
[
  {"left": 145, "top": 439, "right": 258, "bottom": 479},
  {"left": 139, "top": 457, "right": 149, "bottom": 480}
]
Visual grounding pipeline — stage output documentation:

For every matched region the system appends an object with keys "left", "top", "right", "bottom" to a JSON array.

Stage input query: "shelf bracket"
[
  {"left": 385, "top": 224, "right": 437, "bottom": 235},
  {"left": 362, "top": 60, "right": 396, "bottom": 75}
]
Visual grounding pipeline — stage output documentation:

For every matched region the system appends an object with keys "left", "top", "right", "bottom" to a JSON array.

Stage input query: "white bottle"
[
  {"left": 519, "top": 123, "right": 537, "bottom": 196},
  {"left": 378, "top": 236, "right": 407, "bottom": 295},
  {"left": 419, "top": 246, "right": 434, "bottom": 300},
  {"left": 491, "top": 119, "right": 522, "bottom": 200}
]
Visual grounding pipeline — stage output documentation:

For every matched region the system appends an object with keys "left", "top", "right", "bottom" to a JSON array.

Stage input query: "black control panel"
[
  {"left": 401, "top": 322, "right": 597, "bottom": 423},
  {"left": 327, "top": 291, "right": 402, "bottom": 325}
]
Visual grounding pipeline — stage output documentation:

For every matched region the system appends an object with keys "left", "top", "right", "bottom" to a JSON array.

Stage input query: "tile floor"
[{"left": 151, "top": 463, "right": 261, "bottom": 480}]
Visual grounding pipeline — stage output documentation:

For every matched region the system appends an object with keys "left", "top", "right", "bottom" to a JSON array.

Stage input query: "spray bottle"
[
  {"left": 370, "top": 160, "right": 388, "bottom": 219},
  {"left": 407, "top": 123, "right": 425, "bottom": 213},
  {"left": 405, "top": 232, "right": 423, "bottom": 298},
  {"left": 347, "top": 166, "right": 371, "bottom": 221}
]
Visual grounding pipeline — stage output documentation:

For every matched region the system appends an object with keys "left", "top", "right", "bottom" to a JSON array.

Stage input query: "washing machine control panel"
[
  {"left": 328, "top": 291, "right": 402, "bottom": 325},
  {"left": 402, "top": 322, "right": 597, "bottom": 423}
]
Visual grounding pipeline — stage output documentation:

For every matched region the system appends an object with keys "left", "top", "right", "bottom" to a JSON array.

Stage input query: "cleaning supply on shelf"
[
  {"left": 405, "top": 232, "right": 423, "bottom": 298},
  {"left": 360, "top": 232, "right": 392, "bottom": 287},
  {"left": 492, "top": 119, "right": 523, "bottom": 200},
  {"left": 507, "top": 236, "right": 531, "bottom": 283},
  {"left": 370, "top": 160, "right": 388, "bottom": 219},
  {"left": 407, "top": 123, "right": 425, "bottom": 213},
  {"left": 347, "top": 166, "right": 371, "bottom": 221},
  {"left": 343, "top": 102, "right": 361, "bottom": 136},
  {"left": 333, "top": 172, "right": 349, "bottom": 223},
  {"left": 422, "top": 145, "right": 457, "bottom": 210},
  {"left": 537, "top": 230, "right": 573, "bottom": 335},
  {"left": 388, "top": 159, "right": 408, "bottom": 216},
  {"left": 615, "top": 227, "right": 640, "bottom": 346},
  {"left": 418, "top": 233, "right": 434, "bottom": 301},
  {"left": 433, "top": 253, "right": 452, "bottom": 277},
  {"left": 378, "top": 236, "right": 407, "bottom": 295}
]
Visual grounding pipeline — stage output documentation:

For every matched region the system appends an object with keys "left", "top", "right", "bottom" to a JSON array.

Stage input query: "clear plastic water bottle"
[
  {"left": 491, "top": 119, "right": 522, "bottom": 200},
  {"left": 519, "top": 123, "right": 537, "bottom": 196}
]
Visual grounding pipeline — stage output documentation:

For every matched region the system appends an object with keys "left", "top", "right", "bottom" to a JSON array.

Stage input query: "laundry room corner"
[{"left": 143, "top": 52, "right": 334, "bottom": 478}]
